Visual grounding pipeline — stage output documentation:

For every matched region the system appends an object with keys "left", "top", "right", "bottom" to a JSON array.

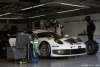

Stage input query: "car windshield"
[
  {"left": 49, "top": 32, "right": 62, "bottom": 38},
  {"left": 37, "top": 32, "right": 51, "bottom": 38},
  {"left": 37, "top": 32, "right": 62, "bottom": 38}
]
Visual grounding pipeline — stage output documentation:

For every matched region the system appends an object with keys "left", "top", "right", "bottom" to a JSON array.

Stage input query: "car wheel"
[
  {"left": 85, "top": 40, "right": 99, "bottom": 55},
  {"left": 39, "top": 42, "right": 51, "bottom": 58}
]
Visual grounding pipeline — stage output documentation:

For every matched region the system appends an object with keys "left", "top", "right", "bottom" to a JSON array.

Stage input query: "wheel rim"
[
  {"left": 40, "top": 43, "right": 50, "bottom": 57},
  {"left": 86, "top": 42, "right": 94, "bottom": 53}
]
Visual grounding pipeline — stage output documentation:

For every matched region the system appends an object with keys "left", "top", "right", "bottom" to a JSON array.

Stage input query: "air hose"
[
  {"left": 29, "top": 38, "right": 39, "bottom": 63},
  {"left": 29, "top": 47, "right": 38, "bottom": 63}
]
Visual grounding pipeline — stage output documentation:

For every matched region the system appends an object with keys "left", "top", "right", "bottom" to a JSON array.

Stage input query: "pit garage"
[{"left": 0, "top": 0, "right": 100, "bottom": 67}]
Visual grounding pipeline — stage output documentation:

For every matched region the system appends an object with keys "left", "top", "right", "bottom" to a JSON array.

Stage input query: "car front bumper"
[{"left": 51, "top": 48, "right": 86, "bottom": 57}]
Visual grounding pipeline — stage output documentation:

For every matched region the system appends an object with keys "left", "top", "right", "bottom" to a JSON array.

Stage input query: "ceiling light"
[
  {"left": 57, "top": 9, "right": 81, "bottom": 13},
  {"left": 61, "top": 3, "right": 85, "bottom": 7},
  {"left": 0, "top": 14, "right": 3, "bottom": 16},
  {"left": 33, "top": 4, "right": 44, "bottom": 8},
  {"left": 29, "top": 16, "right": 39, "bottom": 18},
  {"left": 21, "top": 7, "right": 33, "bottom": 10},
  {"left": 39, "top": 15, "right": 45, "bottom": 16},
  {"left": 29, "top": 17, "right": 35, "bottom": 18},
  {"left": 0, "top": 18, "right": 18, "bottom": 19},
  {"left": 0, "top": 12, "right": 11, "bottom": 16},
  {"left": 29, "top": 14, "right": 45, "bottom": 18},
  {"left": 3, "top": 12, "right": 11, "bottom": 15},
  {"left": 20, "top": 4, "right": 44, "bottom": 11}
]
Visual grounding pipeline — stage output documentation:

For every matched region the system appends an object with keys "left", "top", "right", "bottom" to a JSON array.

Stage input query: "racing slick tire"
[
  {"left": 85, "top": 40, "right": 99, "bottom": 55},
  {"left": 39, "top": 42, "right": 51, "bottom": 58}
]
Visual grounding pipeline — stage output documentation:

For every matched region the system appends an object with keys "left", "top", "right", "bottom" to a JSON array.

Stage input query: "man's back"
[{"left": 10, "top": 25, "right": 18, "bottom": 35}]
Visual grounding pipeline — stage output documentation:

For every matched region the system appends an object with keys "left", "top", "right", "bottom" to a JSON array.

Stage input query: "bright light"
[
  {"left": 33, "top": 4, "right": 44, "bottom": 8},
  {"left": 29, "top": 17, "right": 35, "bottom": 18},
  {"left": 21, "top": 7, "right": 33, "bottom": 10},
  {"left": 61, "top": 3, "right": 85, "bottom": 7},
  {"left": 20, "top": 2, "right": 85, "bottom": 11},
  {"left": 0, "top": 14, "right": 3, "bottom": 16},
  {"left": 0, "top": 12, "right": 11, "bottom": 16},
  {"left": 29, "top": 15, "right": 45, "bottom": 18},
  {"left": 3, "top": 12, "right": 11, "bottom": 15},
  {"left": 39, "top": 15, "right": 45, "bottom": 16},
  {"left": 0, "top": 18, "right": 18, "bottom": 19},
  {"left": 20, "top": 4, "right": 44, "bottom": 11},
  {"left": 57, "top": 9, "right": 81, "bottom": 13}
]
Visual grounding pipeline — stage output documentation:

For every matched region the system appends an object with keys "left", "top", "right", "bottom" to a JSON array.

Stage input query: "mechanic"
[
  {"left": 85, "top": 16, "right": 96, "bottom": 40},
  {"left": 50, "top": 19, "right": 58, "bottom": 33},
  {"left": 10, "top": 21, "right": 19, "bottom": 35},
  {"left": 0, "top": 27, "right": 9, "bottom": 58},
  {"left": 50, "top": 19, "right": 64, "bottom": 36},
  {"left": 44, "top": 20, "right": 51, "bottom": 30},
  {"left": 3, "top": 24, "right": 10, "bottom": 46},
  {"left": 4, "top": 24, "right": 10, "bottom": 37}
]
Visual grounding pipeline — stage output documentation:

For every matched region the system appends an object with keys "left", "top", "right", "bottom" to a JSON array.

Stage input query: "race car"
[
  {"left": 24, "top": 30, "right": 87, "bottom": 57},
  {"left": 9, "top": 29, "right": 99, "bottom": 57}
]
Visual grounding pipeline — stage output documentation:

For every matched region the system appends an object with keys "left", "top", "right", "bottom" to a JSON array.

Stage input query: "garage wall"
[
  {"left": 57, "top": 13, "right": 100, "bottom": 37},
  {"left": 0, "top": 19, "right": 27, "bottom": 31}
]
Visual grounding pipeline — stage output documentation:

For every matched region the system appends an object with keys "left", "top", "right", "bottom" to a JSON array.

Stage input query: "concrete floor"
[{"left": 0, "top": 53, "right": 100, "bottom": 67}]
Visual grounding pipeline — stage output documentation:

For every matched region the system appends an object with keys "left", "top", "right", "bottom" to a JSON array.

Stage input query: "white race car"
[
  {"left": 8, "top": 29, "right": 99, "bottom": 58},
  {"left": 26, "top": 30, "right": 87, "bottom": 57}
]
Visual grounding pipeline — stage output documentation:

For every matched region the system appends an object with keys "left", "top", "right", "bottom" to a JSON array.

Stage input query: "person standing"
[
  {"left": 10, "top": 21, "right": 19, "bottom": 35},
  {"left": 85, "top": 16, "right": 96, "bottom": 40},
  {"left": 44, "top": 20, "right": 50, "bottom": 30}
]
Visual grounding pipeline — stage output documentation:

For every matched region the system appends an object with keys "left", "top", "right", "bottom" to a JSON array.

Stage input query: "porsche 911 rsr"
[{"left": 30, "top": 30, "right": 87, "bottom": 57}]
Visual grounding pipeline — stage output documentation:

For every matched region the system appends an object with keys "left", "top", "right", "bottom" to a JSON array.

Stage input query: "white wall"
[{"left": 57, "top": 13, "right": 100, "bottom": 37}]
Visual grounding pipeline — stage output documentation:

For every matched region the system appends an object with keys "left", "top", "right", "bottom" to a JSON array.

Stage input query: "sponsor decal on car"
[
  {"left": 52, "top": 45, "right": 59, "bottom": 47},
  {"left": 76, "top": 42, "right": 82, "bottom": 45}
]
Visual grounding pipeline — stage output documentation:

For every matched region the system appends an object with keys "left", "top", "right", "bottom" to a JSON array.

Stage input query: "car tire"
[
  {"left": 39, "top": 42, "right": 51, "bottom": 58},
  {"left": 85, "top": 40, "right": 99, "bottom": 55}
]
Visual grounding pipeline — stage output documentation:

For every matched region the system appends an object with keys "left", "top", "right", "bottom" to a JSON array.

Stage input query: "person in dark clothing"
[
  {"left": 85, "top": 16, "right": 96, "bottom": 40},
  {"left": 0, "top": 27, "right": 9, "bottom": 58},
  {"left": 3, "top": 24, "right": 10, "bottom": 39},
  {"left": 10, "top": 21, "right": 19, "bottom": 35}
]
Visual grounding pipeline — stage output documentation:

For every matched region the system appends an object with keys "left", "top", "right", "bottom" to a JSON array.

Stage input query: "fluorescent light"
[
  {"left": 0, "top": 14, "right": 3, "bottom": 16},
  {"left": 61, "top": 3, "right": 85, "bottom": 7},
  {"left": 34, "top": 16, "right": 41, "bottom": 17},
  {"left": 0, "top": 18, "right": 18, "bottom": 19},
  {"left": 39, "top": 15, "right": 45, "bottom": 16},
  {"left": 21, "top": 7, "right": 33, "bottom": 10},
  {"left": 3, "top": 12, "right": 11, "bottom": 15},
  {"left": 29, "top": 14, "right": 45, "bottom": 18},
  {"left": 33, "top": 4, "right": 44, "bottom": 8},
  {"left": 20, "top": 2, "right": 86, "bottom": 12},
  {"left": 20, "top": 4, "right": 44, "bottom": 11},
  {"left": 0, "top": 12, "right": 11, "bottom": 16},
  {"left": 29, "top": 16, "right": 39, "bottom": 18},
  {"left": 29, "top": 17, "right": 35, "bottom": 18},
  {"left": 57, "top": 9, "right": 81, "bottom": 13}
]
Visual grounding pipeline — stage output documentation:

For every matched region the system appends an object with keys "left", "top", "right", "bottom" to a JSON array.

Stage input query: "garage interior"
[{"left": 0, "top": 0, "right": 100, "bottom": 67}]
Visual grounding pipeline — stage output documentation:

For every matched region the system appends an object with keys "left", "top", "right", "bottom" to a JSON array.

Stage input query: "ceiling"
[
  {"left": 0, "top": 0, "right": 19, "bottom": 3},
  {"left": 0, "top": 0, "right": 100, "bottom": 20}
]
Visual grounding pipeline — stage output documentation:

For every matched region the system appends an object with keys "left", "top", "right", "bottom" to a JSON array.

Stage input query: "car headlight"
[
  {"left": 54, "top": 38, "right": 63, "bottom": 44},
  {"left": 77, "top": 38, "right": 83, "bottom": 42}
]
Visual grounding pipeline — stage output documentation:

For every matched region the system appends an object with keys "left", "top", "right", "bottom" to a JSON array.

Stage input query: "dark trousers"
[{"left": 87, "top": 32, "right": 93, "bottom": 40}]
